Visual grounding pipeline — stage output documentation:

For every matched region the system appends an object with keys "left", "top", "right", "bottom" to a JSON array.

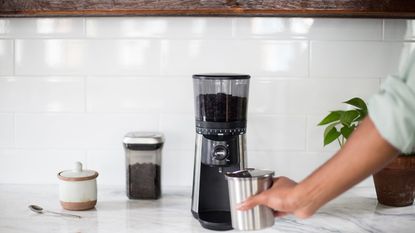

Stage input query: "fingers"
[
  {"left": 274, "top": 211, "right": 288, "bottom": 218},
  {"left": 237, "top": 176, "right": 299, "bottom": 214},
  {"left": 238, "top": 196, "right": 289, "bottom": 218},
  {"left": 273, "top": 176, "right": 297, "bottom": 187},
  {"left": 236, "top": 193, "right": 266, "bottom": 211}
]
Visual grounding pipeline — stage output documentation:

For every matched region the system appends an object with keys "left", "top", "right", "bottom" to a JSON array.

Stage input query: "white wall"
[{"left": 0, "top": 17, "right": 413, "bottom": 187}]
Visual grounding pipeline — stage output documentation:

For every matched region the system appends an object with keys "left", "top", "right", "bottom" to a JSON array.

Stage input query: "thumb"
[{"left": 237, "top": 193, "right": 267, "bottom": 211}]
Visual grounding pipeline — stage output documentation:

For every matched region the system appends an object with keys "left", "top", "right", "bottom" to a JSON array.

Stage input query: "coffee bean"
[
  {"left": 126, "top": 163, "right": 161, "bottom": 199},
  {"left": 196, "top": 93, "right": 247, "bottom": 122}
]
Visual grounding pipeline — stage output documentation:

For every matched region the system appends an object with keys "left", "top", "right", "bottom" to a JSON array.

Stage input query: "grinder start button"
[{"left": 213, "top": 145, "right": 228, "bottom": 160}]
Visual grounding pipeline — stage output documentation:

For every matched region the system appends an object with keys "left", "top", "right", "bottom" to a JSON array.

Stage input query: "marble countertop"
[{"left": 0, "top": 185, "right": 414, "bottom": 233}]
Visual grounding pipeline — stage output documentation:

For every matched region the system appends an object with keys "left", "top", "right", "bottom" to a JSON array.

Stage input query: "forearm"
[{"left": 295, "top": 117, "right": 399, "bottom": 217}]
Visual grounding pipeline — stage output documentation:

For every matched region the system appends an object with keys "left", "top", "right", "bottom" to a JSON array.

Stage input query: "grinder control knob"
[{"left": 213, "top": 145, "right": 228, "bottom": 160}]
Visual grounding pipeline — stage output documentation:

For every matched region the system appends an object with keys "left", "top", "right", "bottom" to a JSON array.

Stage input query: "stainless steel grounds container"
[{"left": 225, "top": 168, "right": 275, "bottom": 231}]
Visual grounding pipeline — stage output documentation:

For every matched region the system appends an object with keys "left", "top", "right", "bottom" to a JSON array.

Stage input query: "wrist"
[{"left": 292, "top": 180, "right": 323, "bottom": 218}]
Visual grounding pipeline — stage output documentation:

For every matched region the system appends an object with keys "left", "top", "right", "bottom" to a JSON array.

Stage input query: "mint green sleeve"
[{"left": 368, "top": 54, "right": 415, "bottom": 154}]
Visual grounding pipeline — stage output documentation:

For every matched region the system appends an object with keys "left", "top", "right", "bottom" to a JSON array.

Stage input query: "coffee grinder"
[{"left": 191, "top": 73, "right": 250, "bottom": 231}]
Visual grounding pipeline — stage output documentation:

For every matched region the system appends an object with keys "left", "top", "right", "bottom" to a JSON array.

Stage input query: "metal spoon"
[{"left": 29, "top": 205, "right": 81, "bottom": 219}]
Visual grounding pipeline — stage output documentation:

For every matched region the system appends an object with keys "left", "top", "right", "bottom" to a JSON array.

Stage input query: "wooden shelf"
[{"left": 1, "top": 0, "right": 415, "bottom": 18}]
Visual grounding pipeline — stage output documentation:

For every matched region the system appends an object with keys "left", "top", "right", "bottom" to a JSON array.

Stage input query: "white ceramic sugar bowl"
[{"left": 57, "top": 161, "right": 99, "bottom": 211}]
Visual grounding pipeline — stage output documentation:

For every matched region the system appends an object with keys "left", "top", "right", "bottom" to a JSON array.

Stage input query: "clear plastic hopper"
[{"left": 193, "top": 73, "right": 250, "bottom": 123}]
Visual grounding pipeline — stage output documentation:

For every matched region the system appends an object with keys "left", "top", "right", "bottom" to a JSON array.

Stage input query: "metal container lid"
[
  {"left": 193, "top": 73, "right": 251, "bottom": 80},
  {"left": 123, "top": 132, "right": 164, "bottom": 145},
  {"left": 225, "top": 168, "right": 274, "bottom": 180}
]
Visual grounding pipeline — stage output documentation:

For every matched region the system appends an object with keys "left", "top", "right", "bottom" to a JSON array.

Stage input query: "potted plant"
[{"left": 318, "top": 97, "right": 415, "bottom": 207}]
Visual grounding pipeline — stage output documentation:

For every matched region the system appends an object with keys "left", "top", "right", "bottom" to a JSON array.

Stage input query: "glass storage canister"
[{"left": 123, "top": 132, "right": 164, "bottom": 199}]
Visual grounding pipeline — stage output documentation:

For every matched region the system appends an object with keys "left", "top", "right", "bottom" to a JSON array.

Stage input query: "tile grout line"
[
  {"left": 82, "top": 13, "right": 87, "bottom": 115},
  {"left": 12, "top": 112, "right": 16, "bottom": 149},
  {"left": 307, "top": 40, "right": 311, "bottom": 78},
  {"left": 0, "top": 74, "right": 313, "bottom": 79},
  {"left": 231, "top": 17, "right": 236, "bottom": 38},
  {"left": 0, "top": 74, "right": 379, "bottom": 80},
  {"left": 12, "top": 39, "right": 15, "bottom": 76},
  {"left": 158, "top": 113, "right": 162, "bottom": 133},
  {"left": 84, "top": 76, "right": 88, "bottom": 113},
  {"left": 82, "top": 17, "right": 87, "bottom": 38},
  {"left": 159, "top": 39, "right": 164, "bottom": 76},
  {"left": 1, "top": 37, "right": 399, "bottom": 42},
  {"left": 84, "top": 149, "right": 89, "bottom": 169},
  {"left": 304, "top": 115, "right": 309, "bottom": 152}
]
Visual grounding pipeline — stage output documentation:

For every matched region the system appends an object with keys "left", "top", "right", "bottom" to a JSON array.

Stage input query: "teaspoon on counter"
[{"left": 28, "top": 205, "right": 81, "bottom": 219}]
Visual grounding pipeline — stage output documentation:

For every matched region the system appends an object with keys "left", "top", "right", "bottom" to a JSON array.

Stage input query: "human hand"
[
  {"left": 236, "top": 176, "right": 315, "bottom": 219},
  {"left": 237, "top": 118, "right": 399, "bottom": 220}
]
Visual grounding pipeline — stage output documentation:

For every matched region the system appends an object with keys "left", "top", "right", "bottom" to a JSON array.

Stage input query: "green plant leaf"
[
  {"left": 324, "top": 127, "right": 341, "bottom": 146},
  {"left": 323, "top": 122, "right": 339, "bottom": 138},
  {"left": 340, "top": 110, "right": 359, "bottom": 127},
  {"left": 318, "top": 111, "right": 343, "bottom": 126},
  {"left": 340, "top": 125, "right": 355, "bottom": 139},
  {"left": 344, "top": 97, "right": 368, "bottom": 111},
  {"left": 356, "top": 109, "right": 368, "bottom": 121}
]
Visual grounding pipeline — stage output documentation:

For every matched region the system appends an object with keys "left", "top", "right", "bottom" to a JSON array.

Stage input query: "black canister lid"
[
  {"left": 225, "top": 168, "right": 274, "bottom": 180},
  {"left": 193, "top": 73, "right": 251, "bottom": 80}
]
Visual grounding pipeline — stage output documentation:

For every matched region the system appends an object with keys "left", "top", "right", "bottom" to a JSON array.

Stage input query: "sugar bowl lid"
[
  {"left": 58, "top": 161, "right": 98, "bottom": 181},
  {"left": 225, "top": 168, "right": 274, "bottom": 180}
]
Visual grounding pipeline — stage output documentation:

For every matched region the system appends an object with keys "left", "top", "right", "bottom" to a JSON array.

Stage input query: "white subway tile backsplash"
[
  {"left": 384, "top": 20, "right": 415, "bottom": 41},
  {"left": 165, "top": 17, "right": 234, "bottom": 39},
  {"left": 247, "top": 151, "right": 332, "bottom": 181},
  {"left": 0, "top": 40, "right": 13, "bottom": 75},
  {"left": 87, "top": 77, "right": 193, "bottom": 113},
  {"left": 1, "top": 17, "right": 404, "bottom": 186},
  {"left": 87, "top": 17, "right": 167, "bottom": 38},
  {"left": 0, "top": 76, "right": 84, "bottom": 112},
  {"left": 247, "top": 115, "right": 306, "bottom": 151},
  {"left": 160, "top": 79, "right": 194, "bottom": 114},
  {"left": 250, "top": 78, "right": 379, "bottom": 115},
  {"left": 310, "top": 41, "right": 404, "bottom": 78},
  {"left": 87, "top": 17, "right": 233, "bottom": 39},
  {"left": 15, "top": 113, "right": 159, "bottom": 149},
  {"left": 161, "top": 40, "right": 308, "bottom": 76},
  {"left": 15, "top": 39, "right": 86, "bottom": 75},
  {"left": 87, "top": 77, "right": 163, "bottom": 113},
  {"left": 0, "top": 19, "right": 10, "bottom": 35},
  {"left": 159, "top": 114, "right": 194, "bottom": 150},
  {"left": 87, "top": 149, "right": 125, "bottom": 185},
  {"left": 0, "top": 18, "right": 84, "bottom": 38},
  {"left": 308, "top": 19, "right": 382, "bottom": 40},
  {"left": 15, "top": 39, "right": 161, "bottom": 75},
  {"left": 304, "top": 79, "right": 379, "bottom": 114},
  {"left": 234, "top": 18, "right": 382, "bottom": 41},
  {"left": 162, "top": 149, "right": 193, "bottom": 187},
  {"left": 249, "top": 78, "right": 307, "bottom": 114},
  {"left": 0, "top": 114, "right": 14, "bottom": 147},
  {"left": 83, "top": 39, "right": 161, "bottom": 75},
  {"left": 234, "top": 18, "right": 313, "bottom": 39},
  {"left": 0, "top": 149, "right": 86, "bottom": 184}
]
